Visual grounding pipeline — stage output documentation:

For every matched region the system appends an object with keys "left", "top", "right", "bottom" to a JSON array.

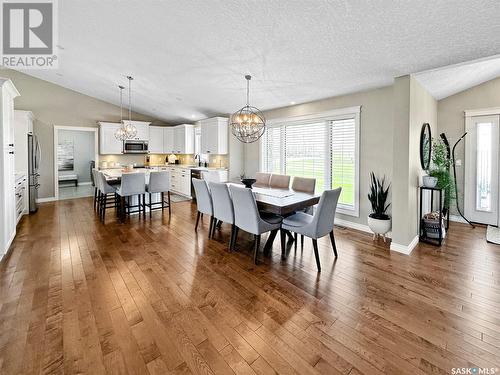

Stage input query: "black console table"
[{"left": 419, "top": 186, "right": 449, "bottom": 246}]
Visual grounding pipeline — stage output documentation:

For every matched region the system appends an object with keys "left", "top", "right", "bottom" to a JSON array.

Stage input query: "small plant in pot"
[{"left": 367, "top": 172, "right": 391, "bottom": 242}]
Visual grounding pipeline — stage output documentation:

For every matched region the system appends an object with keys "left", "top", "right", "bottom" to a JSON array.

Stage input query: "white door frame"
[
  {"left": 53, "top": 126, "right": 99, "bottom": 200},
  {"left": 464, "top": 112, "right": 500, "bottom": 225}
]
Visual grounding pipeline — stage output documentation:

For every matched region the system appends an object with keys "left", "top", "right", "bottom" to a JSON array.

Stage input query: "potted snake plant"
[{"left": 367, "top": 172, "right": 391, "bottom": 241}]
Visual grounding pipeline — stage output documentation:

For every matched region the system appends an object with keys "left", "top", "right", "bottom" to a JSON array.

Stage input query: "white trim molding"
[
  {"left": 390, "top": 235, "right": 419, "bottom": 255},
  {"left": 266, "top": 106, "right": 361, "bottom": 126},
  {"left": 36, "top": 196, "right": 57, "bottom": 203},
  {"left": 334, "top": 217, "right": 392, "bottom": 239},
  {"left": 449, "top": 214, "right": 468, "bottom": 224},
  {"left": 464, "top": 107, "right": 500, "bottom": 117}
]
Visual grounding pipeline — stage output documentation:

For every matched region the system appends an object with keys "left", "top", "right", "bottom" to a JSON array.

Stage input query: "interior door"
[{"left": 465, "top": 115, "right": 500, "bottom": 225}]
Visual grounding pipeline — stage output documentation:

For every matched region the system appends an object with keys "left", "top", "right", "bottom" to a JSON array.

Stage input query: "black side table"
[{"left": 419, "top": 186, "right": 449, "bottom": 246}]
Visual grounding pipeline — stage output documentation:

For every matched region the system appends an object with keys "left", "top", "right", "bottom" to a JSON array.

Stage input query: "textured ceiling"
[
  {"left": 18, "top": 0, "right": 500, "bottom": 123},
  {"left": 414, "top": 55, "right": 500, "bottom": 100}
]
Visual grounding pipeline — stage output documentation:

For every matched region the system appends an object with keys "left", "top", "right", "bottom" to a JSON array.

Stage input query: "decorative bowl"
[
  {"left": 423, "top": 176, "right": 438, "bottom": 188},
  {"left": 241, "top": 178, "right": 256, "bottom": 189}
]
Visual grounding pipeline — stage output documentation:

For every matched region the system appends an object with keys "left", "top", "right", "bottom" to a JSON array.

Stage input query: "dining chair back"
[
  {"left": 148, "top": 171, "right": 170, "bottom": 193},
  {"left": 192, "top": 178, "right": 212, "bottom": 215},
  {"left": 97, "top": 171, "right": 116, "bottom": 194},
  {"left": 229, "top": 185, "right": 261, "bottom": 234},
  {"left": 269, "top": 174, "right": 291, "bottom": 189},
  {"left": 255, "top": 172, "right": 271, "bottom": 187},
  {"left": 229, "top": 185, "right": 283, "bottom": 264},
  {"left": 292, "top": 176, "right": 316, "bottom": 193},
  {"left": 310, "top": 188, "right": 342, "bottom": 238},
  {"left": 209, "top": 182, "right": 234, "bottom": 224}
]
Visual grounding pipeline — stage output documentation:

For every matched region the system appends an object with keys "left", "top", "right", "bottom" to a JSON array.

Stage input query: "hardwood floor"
[{"left": 1, "top": 197, "right": 499, "bottom": 374}]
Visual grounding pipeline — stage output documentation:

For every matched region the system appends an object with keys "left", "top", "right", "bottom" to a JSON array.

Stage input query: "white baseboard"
[
  {"left": 78, "top": 182, "right": 92, "bottom": 186},
  {"left": 449, "top": 214, "right": 468, "bottom": 224},
  {"left": 1, "top": 231, "right": 16, "bottom": 262},
  {"left": 36, "top": 196, "right": 57, "bottom": 203},
  {"left": 390, "top": 235, "right": 419, "bottom": 255},
  {"left": 334, "top": 217, "right": 392, "bottom": 239}
]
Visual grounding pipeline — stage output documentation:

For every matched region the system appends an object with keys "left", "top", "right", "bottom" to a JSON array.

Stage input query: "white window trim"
[{"left": 259, "top": 106, "right": 361, "bottom": 217}]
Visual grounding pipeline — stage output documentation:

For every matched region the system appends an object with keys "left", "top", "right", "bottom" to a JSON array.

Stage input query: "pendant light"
[
  {"left": 114, "top": 85, "right": 127, "bottom": 141},
  {"left": 229, "top": 75, "right": 266, "bottom": 143},
  {"left": 123, "top": 75, "right": 137, "bottom": 139}
]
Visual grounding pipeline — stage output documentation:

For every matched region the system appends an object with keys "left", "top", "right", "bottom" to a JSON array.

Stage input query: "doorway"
[
  {"left": 54, "top": 126, "right": 98, "bottom": 200},
  {"left": 464, "top": 112, "right": 500, "bottom": 225}
]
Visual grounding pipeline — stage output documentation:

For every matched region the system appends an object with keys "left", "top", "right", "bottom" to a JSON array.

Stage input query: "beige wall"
[
  {"left": 437, "top": 76, "right": 500, "bottom": 216},
  {"left": 244, "top": 85, "right": 394, "bottom": 226},
  {"left": 1, "top": 69, "right": 163, "bottom": 198},
  {"left": 391, "top": 76, "right": 437, "bottom": 247}
]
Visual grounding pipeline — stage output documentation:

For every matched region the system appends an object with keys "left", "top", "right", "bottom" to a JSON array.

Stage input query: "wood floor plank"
[{"left": 0, "top": 197, "right": 499, "bottom": 374}]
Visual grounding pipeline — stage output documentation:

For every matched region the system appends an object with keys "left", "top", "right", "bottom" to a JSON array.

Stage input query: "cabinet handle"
[
  {"left": 8, "top": 143, "right": 14, "bottom": 147},
  {"left": 9, "top": 151, "right": 14, "bottom": 154}
]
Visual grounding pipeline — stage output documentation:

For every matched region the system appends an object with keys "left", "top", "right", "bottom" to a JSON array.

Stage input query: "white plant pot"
[
  {"left": 367, "top": 216, "right": 392, "bottom": 242},
  {"left": 422, "top": 175, "right": 438, "bottom": 188}
]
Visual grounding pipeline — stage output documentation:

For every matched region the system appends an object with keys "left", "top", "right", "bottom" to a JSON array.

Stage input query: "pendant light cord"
[
  {"left": 245, "top": 75, "right": 251, "bottom": 106},
  {"left": 118, "top": 85, "right": 124, "bottom": 122},
  {"left": 127, "top": 76, "right": 133, "bottom": 123}
]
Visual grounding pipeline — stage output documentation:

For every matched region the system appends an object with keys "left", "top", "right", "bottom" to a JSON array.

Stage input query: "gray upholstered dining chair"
[
  {"left": 291, "top": 176, "right": 316, "bottom": 246},
  {"left": 192, "top": 178, "right": 215, "bottom": 237},
  {"left": 229, "top": 185, "right": 283, "bottom": 264},
  {"left": 116, "top": 172, "right": 146, "bottom": 221},
  {"left": 269, "top": 174, "right": 291, "bottom": 189},
  {"left": 254, "top": 172, "right": 271, "bottom": 187},
  {"left": 281, "top": 188, "right": 341, "bottom": 271},
  {"left": 209, "top": 182, "right": 235, "bottom": 250},
  {"left": 96, "top": 171, "right": 117, "bottom": 223},
  {"left": 146, "top": 171, "right": 171, "bottom": 217}
]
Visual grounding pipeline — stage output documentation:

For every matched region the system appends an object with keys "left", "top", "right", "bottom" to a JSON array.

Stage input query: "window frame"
[{"left": 259, "top": 106, "right": 360, "bottom": 217}]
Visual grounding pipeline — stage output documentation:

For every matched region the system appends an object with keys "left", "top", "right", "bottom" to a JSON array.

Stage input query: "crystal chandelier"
[
  {"left": 114, "top": 75, "right": 137, "bottom": 140},
  {"left": 229, "top": 75, "right": 266, "bottom": 143}
]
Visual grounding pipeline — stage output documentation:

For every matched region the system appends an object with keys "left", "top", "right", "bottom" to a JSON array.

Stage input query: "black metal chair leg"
[
  {"left": 161, "top": 192, "right": 164, "bottom": 212},
  {"left": 208, "top": 216, "right": 214, "bottom": 238},
  {"left": 233, "top": 227, "right": 239, "bottom": 251},
  {"left": 143, "top": 194, "right": 146, "bottom": 218},
  {"left": 301, "top": 235, "right": 304, "bottom": 249},
  {"left": 294, "top": 233, "right": 298, "bottom": 251},
  {"left": 195, "top": 212, "right": 200, "bottom": 231},
  {"left": 280, "top": 229, "right": 286, "bottom": 260},
  {"left": 211, "top": 219, "right": 218, "bottom": 238},
  {"left": 229, "top": 224, "right": 236, "bottom": 251},
  {"left": 329, "top": 231, "right": 338, "bottom": 257},
  {"left": 102, "top": 195, "right": 107, "bottom": 222},
  {"left": 93, "top": 187, "right": 97, "bottom": 210},
  {"left": 149, "top": 193, "right": 153, "bottom": 218},
  {"left": 167, "top": 191, "right": 171, "bottom": 216},
  {"left": 253, "top": 234, "right": 260, "bottom": 264},
  {"left": 312, "top": 239, "right": 321, "bottom": 271}
]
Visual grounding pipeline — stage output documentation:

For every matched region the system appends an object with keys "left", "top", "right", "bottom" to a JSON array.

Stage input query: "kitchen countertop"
[{"left": 99, "top": 164, "right": 227, "bottom": 171}]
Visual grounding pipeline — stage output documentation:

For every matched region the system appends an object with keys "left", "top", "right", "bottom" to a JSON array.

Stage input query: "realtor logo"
[{"left": 1, "top": 0, "right": 58, "bottom": 68}]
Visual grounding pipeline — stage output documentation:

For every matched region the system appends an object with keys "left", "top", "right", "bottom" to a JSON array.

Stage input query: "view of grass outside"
[{"left": 285, "top": 158, "right": 355, "bottom": 206}]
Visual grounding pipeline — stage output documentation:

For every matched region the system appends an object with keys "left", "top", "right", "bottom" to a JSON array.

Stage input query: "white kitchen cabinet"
[
  {"left": 163, "top": 127, "right": 174, "bottom": 154},
  {"left": 122, "top": 120, "right": 150, "bottom": 141},
  {"left": 201, "top": 169, "right": 229, "bottom": 183},
  {"left": 200, "top": 117, "right": 228, "bottom": 154},
  {"left": 168, "top": 166, "right": 191, "bottom": 196},
  {"left": 149, "top": 126, "right": 164, "bottom": 153},
  {"left": 98, "top": 122, "right": 123, "bottom": 154},
  {"left": 173, "top": 124, "right": 194, "bottom": 154},
  {"left": 0, "top": 78, "right": 20, "bottom": 259}
]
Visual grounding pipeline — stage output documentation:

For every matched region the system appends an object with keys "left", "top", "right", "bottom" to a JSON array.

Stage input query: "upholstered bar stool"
[
  {"left": 96, "top": 171, "right": 117, "bottom": 223},
  {"left": 116, "top": 172, "right": 146, "bottom": 222},
  {"left": 92, "top": 168, "right": 99, "bottom": 211},
  {"left": 146, "top": 171, "right": 171, "bottom": 217}
]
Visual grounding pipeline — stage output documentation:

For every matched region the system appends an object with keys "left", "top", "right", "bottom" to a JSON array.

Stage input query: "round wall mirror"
[{"left": 420, "top": 123, "right": 431, "bottom": 170}]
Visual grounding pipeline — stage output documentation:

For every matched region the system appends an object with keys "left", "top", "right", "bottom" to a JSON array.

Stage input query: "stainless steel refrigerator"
[{"left": 28, "top": 133, "right": 41, "bottom": 213}]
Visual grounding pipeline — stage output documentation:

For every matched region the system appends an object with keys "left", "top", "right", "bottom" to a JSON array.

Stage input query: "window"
[{"left": 260, "top": 107, "right": 360, "bottom": 216}]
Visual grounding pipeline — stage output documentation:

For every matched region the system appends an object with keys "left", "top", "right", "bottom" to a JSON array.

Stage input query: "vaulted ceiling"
[{"left": 20, "top": 0, "right": 500, "bottom": 123}]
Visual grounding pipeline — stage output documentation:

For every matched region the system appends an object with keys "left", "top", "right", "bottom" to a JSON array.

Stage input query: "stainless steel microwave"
[{"left": 123, "top": 140, "right": 149, "bottom": 154}]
